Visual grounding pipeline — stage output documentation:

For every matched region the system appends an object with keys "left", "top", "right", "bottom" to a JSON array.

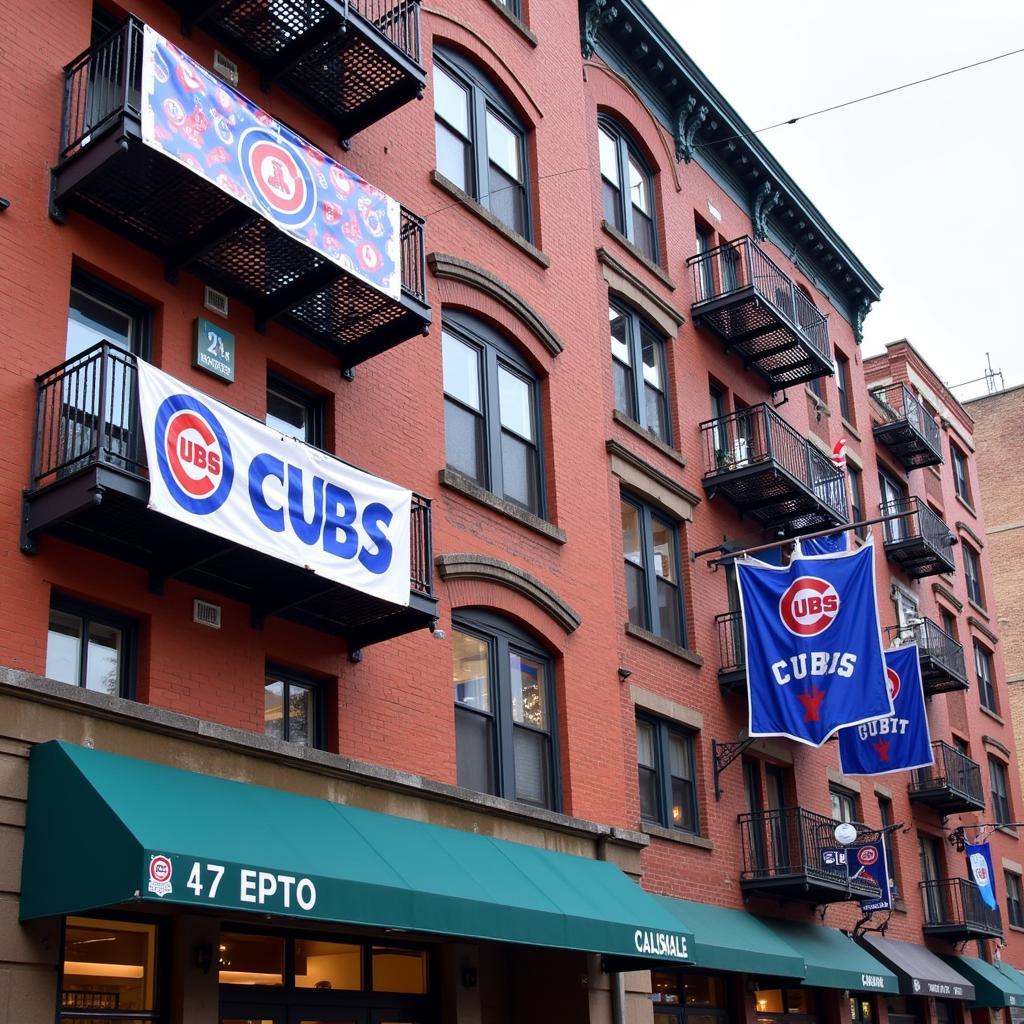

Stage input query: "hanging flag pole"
[{"left": 691, "top": 510, "right": 959, "bottom": 566}]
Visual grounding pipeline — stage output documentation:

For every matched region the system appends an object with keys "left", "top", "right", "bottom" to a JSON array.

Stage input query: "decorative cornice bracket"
[
  {"left": 752, "top": 180, "right": 782, "bottom": 242},
  {"left": 675, "top": 94, "right": 709, "bottom": 163},
  {"left": 854, "top": 295, "right": 875, "bottom": 345},
  {"left": 581, "top": 0, "right": 618, "bottom": 59}
]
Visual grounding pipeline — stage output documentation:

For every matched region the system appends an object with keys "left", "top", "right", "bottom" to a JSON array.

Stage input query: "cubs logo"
[
  {"left": 357, "top": 243, "right": 383, "bottom": 273},
  {"left": 151, "top": 49, "right": 170, "bottom": 84},
  {"left": 163, "top": 97, "right": 186, "bottom": 126},
  {"left": 238, "top": 128, "right": 316, "bottom": 228},
  {"left": 886, "top": 666, "right": 901, "bottom": 701},
  {"left": 153, "top": 394, "right": 234, "bottom": 515},
  {"left": 175, "top": 54, "right": 206, "bottom": 93},
  {"left": 857, "top": 845, "right": 879, "bottom": 866},
  {"left": 147, "top": 854, "right": 173, "bottom": 897},
  {"left": 971, "top": 853, "right": 990, "bottom": 886},
  {"left": 779, "top": 576, "right": 840, "bottom": 637},
  {"left": 330, "top": 165, "right": 355, "bottom": 197}
]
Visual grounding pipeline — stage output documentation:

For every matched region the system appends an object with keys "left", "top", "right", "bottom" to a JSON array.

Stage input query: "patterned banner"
[
  {"left": 737, "top": 542, "right": 892, "bottom": 747},
  {"left": 136, "top": 361, "right": 412, "bottom": 607},
  {"left": 966, "top": 842, "right": 998, "bottom": 911},
  {"left": 140, "top": 26, "right": 401, "bottom": 299}
]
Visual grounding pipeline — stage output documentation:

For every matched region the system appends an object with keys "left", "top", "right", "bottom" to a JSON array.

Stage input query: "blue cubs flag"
[
  {"left": 838, "top": 644, "right": 933, "bottom": 776},
  {"left": 966, "top": 842, "right": 998, "bottom": 910},
  {"left": 140, "top": 27, "right": 401, "bottom": 299},
  {"left": 799, "top": 532, "right": 849, "bottom": 556},
  {"left": 819, "top": 839, "right": 890, "bottom": 911},
  {"left": 737, "top": 542, "right": 892, "bottom": 746}
]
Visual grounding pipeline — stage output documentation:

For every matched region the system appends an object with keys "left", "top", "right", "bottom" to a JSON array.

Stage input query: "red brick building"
[{"left": 0, "top": 0, "right": 1021, "bottom": 1022}]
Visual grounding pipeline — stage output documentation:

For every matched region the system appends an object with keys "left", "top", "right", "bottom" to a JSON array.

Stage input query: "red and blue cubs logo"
[
  {"left": 886, "top": 666, "right": 901, "bottom": 701},
  {"left": 238, "top": 127, "right": 316, "bottom": 229},
  {"left": 154, "top": 394, "right": 233, "bottom": 515},
  {"left": 779, "top": 576, "right": 840, "bottom": 637}
]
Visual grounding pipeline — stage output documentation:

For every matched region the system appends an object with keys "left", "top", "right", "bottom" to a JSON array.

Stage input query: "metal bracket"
[
  {"left": 854, "top": 909, "right": 892, "bottom": 937},
  {"left": 712, "top": 737, "right": 754, "bottom": 801}
]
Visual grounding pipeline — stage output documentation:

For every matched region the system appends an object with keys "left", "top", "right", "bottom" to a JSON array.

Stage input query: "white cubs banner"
[{"left": 137, "top": 361, "right": 411, "bottom": 607}]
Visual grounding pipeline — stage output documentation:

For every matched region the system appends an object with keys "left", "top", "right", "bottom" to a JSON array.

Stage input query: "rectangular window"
[
  {"left": 636, "top": 714, "right": 698, "bottom": 834},
  {"left": 61, "top": 916, "right": 157, "bottom": 1016},
  {"left": 939, "top": 607, "right": 958, "bottom": 639},
  {"left": 990, "top": 756, "right": 1012, "bottom": 825},
  {"left": 264, "top": 667, "right": 322, "bottom": 748},
  {"left": 1007, "top": 871, "right": 1024, "bottom": 928},
  {"left": 218, "top": 931, "right": 285, "bottom": 986},
  {"left": 46, "top": 595, "right": 135, "bottom": 698},
  {"left": 849, "top": 465, "right": 865, "bottom": 538},
  {"left": 830, "top": 786, "right": 857, "bottom": 824},
  {"left": 963, "top": 543, "right": 984, "bottom": 607},
  {"left": 835, "top": 352, "right": 852, "bottom": 423},
  {"left": 266, "top": 374, "right": 324, "bottom": 448},
  {"left": 976, "top": 642, "right": 997, "bottom": 713},
  {"left": 807, "top": 375, "right": 823, "bottom": 400},
  {"left": 879, "top": 796, "right": 899, "bottom": 893},
  {"left": 951, "top": 443, "right": 972, "bottom": 505}
]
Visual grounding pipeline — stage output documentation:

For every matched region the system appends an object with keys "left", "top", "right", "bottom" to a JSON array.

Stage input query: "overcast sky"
[{"left": 644, "top": 0, "right": 1024, "bottom": 400}]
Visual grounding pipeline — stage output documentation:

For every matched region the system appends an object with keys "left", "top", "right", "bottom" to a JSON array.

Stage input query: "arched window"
[
  {"left": 442, "top": 310, "right": 545, "bottom": 516},
  {"left": 598, "top": 117, "right": 657, "bottom": 261},
  {"left": 433, "top": 47, "right": 531, "bottom": 239},
  {"left": 452, "top": 609, "right": 558, "bottom": 810}
]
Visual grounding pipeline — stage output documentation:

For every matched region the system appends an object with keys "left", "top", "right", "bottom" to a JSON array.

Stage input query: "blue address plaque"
[{"left": 192, "top": 318, "right": 235, "bottom": 383}]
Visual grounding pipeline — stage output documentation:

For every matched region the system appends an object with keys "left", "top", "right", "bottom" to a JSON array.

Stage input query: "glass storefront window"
[
  {"left": 61, "top": 917, "right": 156, "bottom": 1013},
  {"left": 218, "top": 932, "right": 285, "bottom": 986},
  {"left": 371, "top": 947, "right": 429, "bottom": 993},
  {"left": 756, "top": 988, "right": 818, "bottom": 1017},
  {"left": 295, "top": 939, "right": 362, "bottom": 991},
  {"left": 652, "top": 972, "right": 729, "bottom": 1012}
]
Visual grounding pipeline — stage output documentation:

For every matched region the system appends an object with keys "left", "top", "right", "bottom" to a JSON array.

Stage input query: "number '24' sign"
[{"left": 192, "top": 318, "right": 235, "bottom": 383}]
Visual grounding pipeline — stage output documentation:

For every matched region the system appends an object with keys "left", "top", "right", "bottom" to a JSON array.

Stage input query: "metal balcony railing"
[
  {"left": 920, "top": 877, "right": 1003, "bottom": 938},
  {"left": 880, "top": 497, "right": 956, "bottom": 577},
  {"left": 738, "top": 806, "right": 882, "bottom": 903},
  {"left": 871, "top": 383, "right": 943, "bottom": 469},
  {"left": 27, "top": 342, "right": 434, "bottom": 600},
  {"left": 715, "top": 610, "right": 746, "bottom": 693},
  {"left": 884, "top": 618, "right": 968, "bottom": 693},
  {"left": 688, "top": 236, "right": 832, "bottom": 389},
  {"left": 909, "top": 741, "right": 985, "bottom": 813}
]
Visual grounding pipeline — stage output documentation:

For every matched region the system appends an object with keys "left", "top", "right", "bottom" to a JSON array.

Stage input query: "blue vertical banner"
[
  {"left": 853, "top": 838, "right": 892, "bottom": 912},
  {"left": 737, "top": 542, "right": 892, "bottom": 746},
  {"left": 838, "top": 644, "right": 934, "bottom": 776},
  {"left": 966, "top": 842, "right": 998, "bottom": 910}
]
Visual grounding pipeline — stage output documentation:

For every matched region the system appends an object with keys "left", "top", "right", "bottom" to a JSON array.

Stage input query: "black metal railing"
[
  {"left": 910, "top": 741, "right": 984, "bottom": 806},
  {"left": 920, "top": 877, "right": 1002, "bottom": 936},
  {"left": 29, "top": 343, "right": 433, "bottom": 596},
  {"left": 880, "top": 497, "right": 955, "bottom": 563},
  {"left": 872, "top": 383, "right": 941, "bottom": 452},
  {"left": 739, "top": 806, "right": 882, "bottom": 897},
  {"left": 688, "top": 236, "right": 830, "bottom": 360},
  {"left": 884, "top": 618, "right": 967, "bottom": 684},
  {"left": 700, "top": 404, "right": 848, "bottom": 520},
  {"left": 716, "top": 610, "right": 745, "bottom": 675},
  {"left": 360, "top": 0, "right": 422, "bottom": 63},
  {"left": 400, "top": 208, "right": 426, "bottom": 302}
]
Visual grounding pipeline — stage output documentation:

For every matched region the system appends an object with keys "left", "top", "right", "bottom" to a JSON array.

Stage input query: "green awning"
[
  {"left": 758, "top": 919, "right": 899, "bottom": 994},
  {"left": 656, "top": 897, "right": 804, "bottom": 978},
  {"left": 941, "top": 955, "right": 1024, "bottom": 1009},
  {"left": 21, "top": 741, "right": 693, "bottom": 963}
]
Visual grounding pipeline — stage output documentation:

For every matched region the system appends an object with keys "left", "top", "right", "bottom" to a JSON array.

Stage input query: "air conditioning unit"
[
  {"left": 203, "top": 285, "right": 229, "bottom": 318},
  {"left": 193, "top": 599, "right": 222, "bottom": 629},
  {"left": 212, "top": 50, "right": 239, "bottom": 86}
]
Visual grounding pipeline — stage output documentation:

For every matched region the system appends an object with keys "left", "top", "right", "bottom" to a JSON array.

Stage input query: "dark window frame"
[
  {"left": 975, "top": 640, "right": 997, "bottom": 714},
  {"left": 452, "top": 609, "right": 560, "bottom": 812},
  {"left": 835, "top": 351, "right": 852, "bottom": 423},
  {"left": 609, "top": 299, "right": 672, "bottom": 444},
  {"left": 1006, "top": 871, "right": 1024, "bottom": 928},
  {"left": 636, "top": 713, "right": 700, "bottom": 835},
  {"left": 621, "top": 492, "right": 687, "bottom": 647},
  {"left": 878, "top": 795, "right": 899, "bottom": 894},
  {"left": 433, "top": 46, "right": 532, "bottom": 240},
  {"left": 989, "top": 755, "right": 1012, "bottom": 825},
  {"left": 264, "top": 663, "right": 326, "bottom": 750},
  {"left": 829, "top": 785, "right": 858, "bottom": 824},
  {"left": 266, "top": 372, "right": 326, "bottom": 450},
  {"left": 442, "top": 310, "right": 546, "bottom": 517},
  {"left": 47, "top": 592, "right": 138, "bottom": 699},
  {"left": 963, "top": 542, "right": 984, "bottom": 607},
  {"left": 950, "top": 442, "right": 972, "bottom": 505},
  {"left": 849, "top": 464, "right": 866, "bottom": 539},
  {"left": 598, "top": 114, "right": 659, "bottom": 263},
  {"left": 68, "top": 269, "right": 153, "bottom": 360}
]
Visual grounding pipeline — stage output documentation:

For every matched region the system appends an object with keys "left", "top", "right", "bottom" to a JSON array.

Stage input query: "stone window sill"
[
  {"left": 624, "top": 622, "right": 703, "bottom": 667},
  {"left": 841, "top": 418, "right": 862, "bottom": 442},
  {"left": 969, "top": 599, "right": 990, "bottom": 621},
  {"left": 484, "top": 0, "right": 538, "bottom": 45},
  {"left": 641, "top": 822, "right": 714, "bottom": 850},
  {"left": 600, "top": 221, "right": 674, "bottom": 289},
  {"left": 612, "top": 410, "right": 686, "bottom": 468},
  {"left": 980, "top": 704, "right": 1005, "bottom": 726},
  {"left": 998, "top": 826, "right": 1019, "bottom": 840},
  {"left": 439, "top": 468, "right": 566, "bottom": 543},
  {"left": 956, "top": 493, "right": 978, "bottom": 519}
]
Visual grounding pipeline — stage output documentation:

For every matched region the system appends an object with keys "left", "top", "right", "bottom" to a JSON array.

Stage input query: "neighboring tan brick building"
[
  {"left": 0, "top": 2, "right": 1021, "bottom": 1024},
  {"left": 965, "top": 385, "right": 1024, "bottom": 804}
]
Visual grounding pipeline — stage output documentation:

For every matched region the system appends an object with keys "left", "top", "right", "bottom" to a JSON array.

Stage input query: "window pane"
[
  {"left": 656, "top": 577, "right": 682, "bottom": 645},
  {"left": 613, "top": 360, "right": 635, "bottom": 421},
  {"left": 636, "top": 719, "right": 656, "bottom": 768},
  {"left": 486, "top": 110, "right": 523, "bottom": 182},
  {"left": 510, "top": 650, "right": 546, "bottom": 728},
  {"left": 671, "top": 776, "right": 695, "bottom": 831},
  {"left": 288, "top": 683, "right": 315, "bottom": 746},
  {"left": 628, "top": 153, "right": 650, "bottom": 214},
  {"left": 610, "top": 307, "right": 635, "bottom": 418},
  {"left": 644, "top": 383, "right": 667, "bottom": 441},
  {"left": 435, "top": 121, "right": 471, "bottom": 192},
  {"left": 639, "top": 764, "right": 659, "bottom": 821},
  {"left": 609, "top": 306, "right": 631, "bottom": 364},
  {"left": 433, "top": 65, "right": 469, "bottom": 136},
  {"left": 513, "top": 725, "right": 550, "bottom": 806},
  {"left": 453, "top": 629, "right": 491, "bottom": 711},
  {"left": 669, "top": 732, "right": 692, "bottom": 779},
  {"left": 442, "top": 332, "right": 481, "bottom": 410},
  {"left": 266, "top": 386, "right": 310, "bottom": 442},
  {"left": 651, "top": 519, "right": 677, "bottom": 584},
  {"left": 455, "top": 705, "right": 496, "bottom": 794},
  {"left": 632, "top": 207, "right": 656, "bottom": 261},
  {"left": 47, "top": 609, "right": 83, "bottom": 685},
  {"left": 67, "top": 287, "right": 134, "bottom": 360},
  {"left": 444, "top": 399, "right": 485, "bottom": 483},
  {"left": 486, "top": 162, "right": 527, "bottom": 236},
  {"left": 295, "top": 940, "right": 361, "bottom": 991},
  {"left": 62, "top": 917, "right": 156, "bottom": 1012},
  {"left": 218, "top": 932, "right": 285, "bottom": 986},
  {"left": 500, "top": 431, "right": 539, "bottom": 511},
  {"left": 264, "top": 680, "right": 285, "bottom": 740},
  {"left": 372, "top": 947, "right": 429, "bottom": 994},
  {"left": 603, "top": 179, "right": 623, "bottom": 230},
  {"left": 85, "top": 621, "right": 122, "bottom": 695},
  {"left": 626, "top": 561, "right": 646, "bottom": 628},
  {"left": 498, "top": 365, "right": 534, "bottom": 441},
  {"left": 598, "top": 127, "right": 619, "bottom": 185},
  {"left": 621, "top": 501, "right": 642, "bottom": 565},
  {"left": 641, "top": 331, "right": 663, "bottom": 391}
]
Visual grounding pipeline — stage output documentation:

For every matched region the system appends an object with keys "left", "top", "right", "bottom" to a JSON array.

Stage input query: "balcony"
[
  {"left": 21, "top": 344, "right": 437, "bottom": 648},
  {"left": 715, "top": 610, "right": 746, "bottom": 695},
  {"left": 738, "top": 806, "right": 883, "bottom": 905},
  {"left": 908, "top": 741, "right": 985, "bottom": 815},
  {"left": 921, "top": 878, "right": 1002, "bottom": 941},
  {"left": 688, "top": 236, "right": 833, "bottom": 390},
  {"left": 881, "top": 497, "right": 956, "bottom": 579},
  {"left": 167, "top": 0, "right": 425, "bottom": 142},
  {"left": 871, "top": 384, "right": 943, "bottom": 469},
  {"left": 52, "top": 19, "right": 430, "bottom": 373},
  {"left": 700, "top": 405, "right": 848, "bottom": 536},
  {"left": 884, "top": 619, "right": 968, "bottom": 695}
]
